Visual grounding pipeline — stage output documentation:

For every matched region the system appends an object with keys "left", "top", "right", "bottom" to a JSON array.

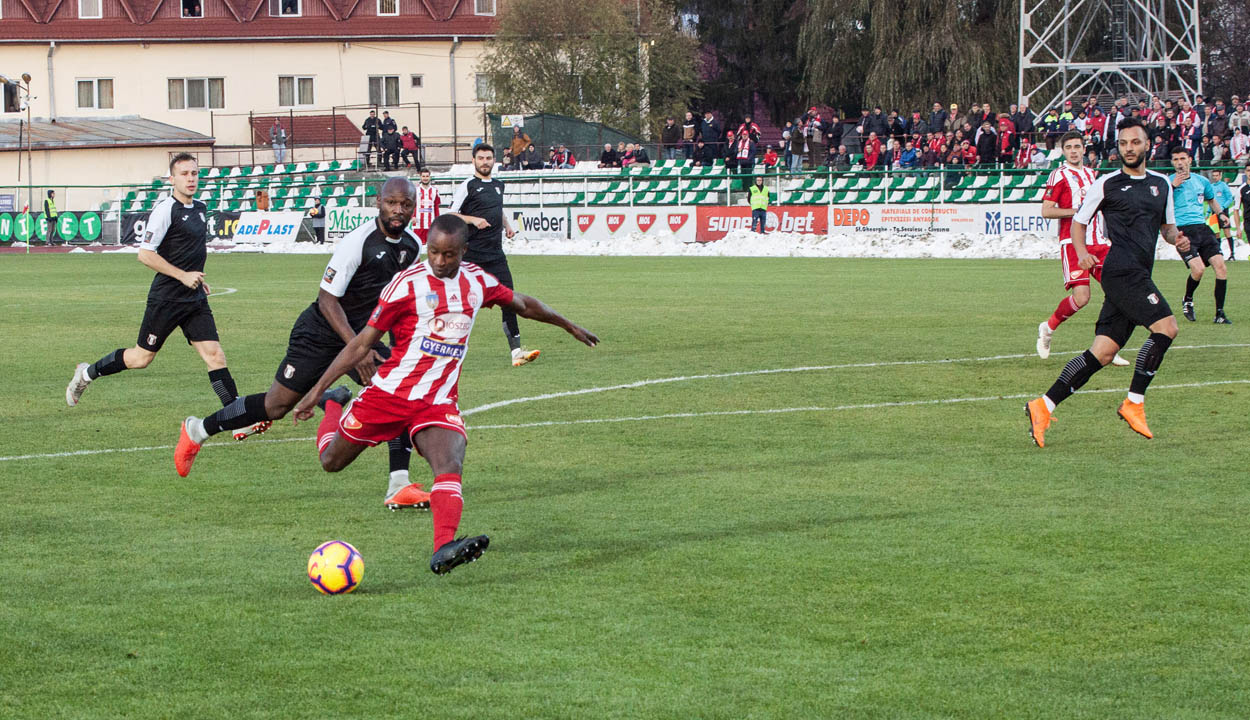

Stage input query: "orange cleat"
[
  {"left": 1117, "top": 399, "right": 1153, "bottom": 439},
  {"left": 175, "top": 417, "right": 203, "bottom": 477},
  {"left": 511, "top": 348, "right": 541, "bottom": 367},
  {"left": 384, "top": 483, "right": 431, "bottom": 511},
  {"left": 233, "top": 420, "right": 272, "bottom": 441},
  {"left": 1025, "top": 397, "right": 1053, "bottom": 448}
]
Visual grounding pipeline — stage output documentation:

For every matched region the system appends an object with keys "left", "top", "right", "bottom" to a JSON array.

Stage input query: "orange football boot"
[
  {"left": 511, "top": 348, "right": 541, "bottom": 367},
  {"left": 384, "top": 483, "right": 431, "bottom": 510},
  {"left": 1025, "top": 397, "right": 1054, "bottom": 448},
  {"left": 1117, "top": 399, "right": 1153, "bottom": 439},
  {"left": 175, "top": 417, "right": 203, "bottom": 477}
]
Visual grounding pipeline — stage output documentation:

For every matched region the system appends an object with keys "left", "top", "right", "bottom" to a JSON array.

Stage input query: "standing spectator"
[
  {"left": 737, "top": 115, "right": 762, "bottom": 143},
  {"left": 552, "top": 144, "right": 576, "bottom": 169},
  {"left": 723, "top": 131, "right": 739, "bottom": 175},
  {"left": 1210, "top": 135, "right": 1227, "bottom": 166},
  {"left": 732, "top": 130, "right": 757, "bottom": 178},
  {"left": 997, "top": 116, "right": 1016, "bottom": 163},
  {"left": 906, "top": 111, "right": 928, "bottom": 137},
  {"left": 380, "top": 126, "right": 401, "bottom": 171},
  {"left": 43, "top": 189, "right": 60, "bottom": 244},
  {"left": 975, "top": 120, "right": 998, "bottom": 167},
  {"left": 944, "top": 104, "right": 966, "bottom": 133},
  {"left": 509, "top": 126, "right": 531, "bottom": 161},
  {"left": 597, "top": 143, "right": 620, "bottom": 168},
  {"left": 361, "top": 110, "right": 380, "bottom": 168},
  {"left": 1229, "top": 126, "right": 1249, "bottom": 168},
  {"left": 681, "top": 111, "right": 699, "bottom": 160},
  {"left": 661, "top": 117, "right": 681, "bottom": 161},
  {"left": 863, "top": 131, "right": 882, "bottom": 170},
  {"left": 806, "top": 114, "right": 825, "bottom": 168},
  {"left": 1229, "top": 103, "right": 1250, "bottom": 136},
  {"left": 380, "top": 110, "right": 397, "bottom": 136},
  {"left": 887, "top": 110, "right": 906, "bottom": 145},
  {"left": 1208, "top": 106, "right": 1229, "bottom": 140},
  {"left": 968, "top": 104, "right": 986, "bottom": 130},
  {"left": 307, "top": 197, "right": 326, "bottom": 245},
  {"left": 701, "top": 111, "right": 722, "bottom": 156},
  {"left": 864, "top": 106, "right": 890, "bottom": 139},
  {"left": 928, "top": 102, "right": 949, "bottom": 134},
  {"left": 270, "top": 119, "right": 288, "bottom": 165},
  {"left": 1198, "top": 134, "right": 1216, "bottom": 168},
  {"left": 781, "top": 121, "right": 795, "bottom": 170},
  {"left": 399, "top": 126, "right": 420, "bottom": 169},
  {"left": 788, "top": 123, "right": 806, "bottom": 173},
  {"left": 748, "top": 175, "right": 770, "bottom": 234}
]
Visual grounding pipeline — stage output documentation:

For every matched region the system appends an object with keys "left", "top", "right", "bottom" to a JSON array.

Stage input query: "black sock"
[
  {"left": 1184, "top": 276, "right": 1200, "bottom": 302},
  {"left": 1045, "top": 350, "right": 1104, "bottom": 407},
  {"left": 87, "top": 348, "right": 128, "bottom": 380},
  {"left": 202, "top": 393, "right": 269, "bottom": 436},
  {"left": 1130, "top": 333, "right": 1173, "bottom": 395},
  {"left": 208, "top": 368, "right": 238, "bottom": 406},
  {"left": 1214, "top": 278, "right": 1227, "bottom": 312},
  {"left": 388, "top": 434, "right": 412, "bottom": 474}
]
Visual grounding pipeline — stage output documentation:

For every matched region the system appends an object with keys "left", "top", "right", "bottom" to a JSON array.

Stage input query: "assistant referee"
[
  {"left": 1025, "top": 117, "right": 1191, "bottom": 447},
  {"left": 448, "top": 143, "right": 541, "bottom": 367}
]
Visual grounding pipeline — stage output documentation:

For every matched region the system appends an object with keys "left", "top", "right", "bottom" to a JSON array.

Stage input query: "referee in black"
[
  {"left": 1025, "top": 117, "right": 1192, "bottom": 447},
  {"left": 66, "top": 153, "right": 243, "bottom": 416},
  {"left": 448, "top": 143, "right": 541, "bottom": 367}
]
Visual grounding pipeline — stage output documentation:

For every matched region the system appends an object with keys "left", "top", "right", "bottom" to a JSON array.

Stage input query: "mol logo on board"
[
  {"left": 576, "top": 215, "right": 594, "bottom": 234},
  {"left": 667, "top": 213, "right": 688, "bottom": 233},
  {"left": 605, "top": 214, "right": 625, "bottom": 234},
  {"left": 636, "top": 214, "right": 656, "bottom": 233}
]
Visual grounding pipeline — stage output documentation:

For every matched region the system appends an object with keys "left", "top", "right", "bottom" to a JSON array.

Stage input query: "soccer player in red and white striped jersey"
[
  {"left": 413, "top": 168, "right": 441, "bottom": 245},
  {"left": 292, "top": 214, "right": 599, "bottom": 576},
  {"left": 1036, "top": 131, "right": 1128, "bottom": 366}
]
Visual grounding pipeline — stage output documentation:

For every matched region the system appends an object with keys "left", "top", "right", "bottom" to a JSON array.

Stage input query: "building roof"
[
  {"left": 1, "top": 0, "right": 497, "bottom": 42},
  {"left": 0, "top": 116, "right": 215, "bottom": 151}
]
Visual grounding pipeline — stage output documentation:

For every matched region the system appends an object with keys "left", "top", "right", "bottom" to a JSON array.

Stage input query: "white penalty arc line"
[
  {"left": 4, "top": 379, "right": 1247, "bottom": 463},
  {"left": 460, "top": 343, "right": 1250, "bottom": 417}
]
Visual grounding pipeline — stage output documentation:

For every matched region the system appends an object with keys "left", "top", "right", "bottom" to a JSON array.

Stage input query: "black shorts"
[
  {"left": 274, "top": 319, "right": 391, "bottom": 395},
  {"left": 137, "top": 298, "right": 218, "bottom": 352},
  {"left": 1179, "top": 223, "right": 1223, "bottom": 266},
  {"left": 1095, "top": 270, "right": 1174, "bottom": 347},
  {"left": 465, "top": 255, "right": 514, "bottom": 289}
]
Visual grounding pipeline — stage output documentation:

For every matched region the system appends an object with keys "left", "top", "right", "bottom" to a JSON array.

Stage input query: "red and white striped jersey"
[
  {"left": 1044, "top": 164, "right": 1109, "bottom": 246},
  {"left": 365, "top": 261, "right": 515, "bottom": 406},
  {"left": 413, "top": 183, "right": 442, "bottom": 231}
]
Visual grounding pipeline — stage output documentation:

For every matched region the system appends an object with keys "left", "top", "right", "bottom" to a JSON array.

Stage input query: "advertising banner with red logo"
[
  {"left": 824, "top": 204, "right": 1049, "bottom": 236},
  {"left": 695, "top": 206, "right": 828, "bottom": 242},
  {"left": 571, "top": 208, "right": 695, "bottom": 243}
]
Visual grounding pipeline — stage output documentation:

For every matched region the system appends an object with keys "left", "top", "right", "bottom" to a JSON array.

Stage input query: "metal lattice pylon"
[{"left": 1017, "top": 0, "right": 1202, "bottom": 112}]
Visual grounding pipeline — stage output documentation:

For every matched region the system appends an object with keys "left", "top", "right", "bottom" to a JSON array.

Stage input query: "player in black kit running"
[
  {"left": 175, "top": 179, "right": 425, "bottom": 509},
  {"left": 65, "top": 153, "right": 249, "bottom": 429},
  {"left": 1025, "top": 117, "right": 1192, "bottom": 446},
  {"left": 447, "top": 143, "right": 540, "bottom": 367}
]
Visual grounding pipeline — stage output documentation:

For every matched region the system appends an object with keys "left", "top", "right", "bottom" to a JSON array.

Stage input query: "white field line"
[
  {"left": 0, "top": 287, "right": 237, "bottom": 310},
  {"left": 4, "top": 378, "right": 1247, "bottom": 463},
  {"left": 460, "top": 343, "right": 1250, "bottom": 416}
]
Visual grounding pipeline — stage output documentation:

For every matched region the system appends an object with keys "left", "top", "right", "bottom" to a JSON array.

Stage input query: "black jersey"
[
  {"left": 1074, "top": 169, "right": 1176, "bottom": 275},
  {"left": 450, "top": 175, "right": 506, "bottom": 261},
  {"left": 302, "top": 219, "right": 421, "bottom": 338},
  {"left": 139, "top": 196, "right": 210, "bottom": 303},
  {"left": 1241, "top": 182, "right": 1250, "bottom": 212}
]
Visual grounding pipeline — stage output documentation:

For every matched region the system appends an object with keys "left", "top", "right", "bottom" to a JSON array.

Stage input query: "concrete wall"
[
  {"left": 0, "top": 39, "right": 491, "bottom": 146},
  {"left": 0, "top": 145, "right": 184, "bottom": 208}
]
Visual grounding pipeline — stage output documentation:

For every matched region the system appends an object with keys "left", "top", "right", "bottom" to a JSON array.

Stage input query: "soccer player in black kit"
[
  {"left": 1025, "top": 117, "right": 1191, "bottom": 447},
  {"left": 175, "top": 179, "right": 427, "bottom": 509},
  {"left": 65, "top": 153, "right": 254, "bottom": 433},
  {"left": 447, "top": 143, "right": 541, "bottom": 367}
]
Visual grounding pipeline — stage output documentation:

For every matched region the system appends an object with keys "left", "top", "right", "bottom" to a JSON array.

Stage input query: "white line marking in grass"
[
  {"left": 5, "top": 379, "right": 1247, "bottom": 463},
  {"left": 207, "top": 287, "right": 237, "bottom": 297},
  {"left": 461, "top": 343, "right": 1250, "bottom": 416}
]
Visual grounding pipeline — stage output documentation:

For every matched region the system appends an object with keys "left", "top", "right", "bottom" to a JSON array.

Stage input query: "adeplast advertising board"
[
  {"left": 571, "top": 207, "right": 696, "bottom": 243},
  {"left": 231, "top": 212, "right": 304, "bottom": 242},
  {"left": 696, "top": 206, "right": 827, "bottom": 242}
]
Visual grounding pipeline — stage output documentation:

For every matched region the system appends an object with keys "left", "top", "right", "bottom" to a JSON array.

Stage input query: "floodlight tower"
[{"left": 1017, "top": 0, "right": 1202, "bottom": 112}]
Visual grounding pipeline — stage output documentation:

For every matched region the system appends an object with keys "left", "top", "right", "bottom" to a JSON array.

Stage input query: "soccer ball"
[{"left": 307, "top": 540, "right": 364, "bottom": 595}]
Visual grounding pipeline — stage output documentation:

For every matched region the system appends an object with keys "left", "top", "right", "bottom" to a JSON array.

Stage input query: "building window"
[
  {"left": 410, "top": 75, "right": 423, "bottom": 89},
  {"left": 474, "top": 73, "right": 494, "bottom": 102},
  {"left": 269, "top": 0, "right": 301, "bottom": 16},
  {"left": 79, "top": 0, "right": 102, "bottom": 18},
  {"left": 377, "top": 0, "right": 397, "bottom": 15},
  {"left": 368, "top": 76, "right": 399, "bottom": 106},
  {"left": 3, "top": 83, "right": 20, "bottom": 114},
  {"left": 169, "top": 78, "right": 225, "bottom": 110},
  {"left": 181, "top": 0, "right": 203, "bottom": 17},
  {"left": 279, "top": 76, "right": 315, "bottom": 107},
  {"left": 76, "top": 78, "right": 113, "bottom": 109},
  {"left": 474, "top": 0, "right": 495, "bottom": 15}
]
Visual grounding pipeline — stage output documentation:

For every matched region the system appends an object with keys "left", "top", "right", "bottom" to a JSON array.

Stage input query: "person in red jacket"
[
  {"left": 863, "top": 132, "right": 883, "bottom": 170},
  {"left": 400, "top": 126, "right": 420, "bottom": 169}
]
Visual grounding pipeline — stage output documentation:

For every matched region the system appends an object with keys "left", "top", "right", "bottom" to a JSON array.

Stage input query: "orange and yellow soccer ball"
[{"left": 307, "top": 540, "right": 364, "bottom": 595}]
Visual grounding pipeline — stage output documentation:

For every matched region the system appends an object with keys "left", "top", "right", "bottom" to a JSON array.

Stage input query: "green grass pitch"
[{"left": 1, "top": 253, "right": 1248, "bottom": 719}]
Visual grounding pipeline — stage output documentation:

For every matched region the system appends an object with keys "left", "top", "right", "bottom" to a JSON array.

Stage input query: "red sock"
[
  {"left": 1047, "top": 296, "right": 1081, "bottom": 330},
  {"left": 430, "top": 473, "right": 463, "bottom": 551},
  {"left": 317, "top": 400, "right": 342, "bottom": 460}
]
